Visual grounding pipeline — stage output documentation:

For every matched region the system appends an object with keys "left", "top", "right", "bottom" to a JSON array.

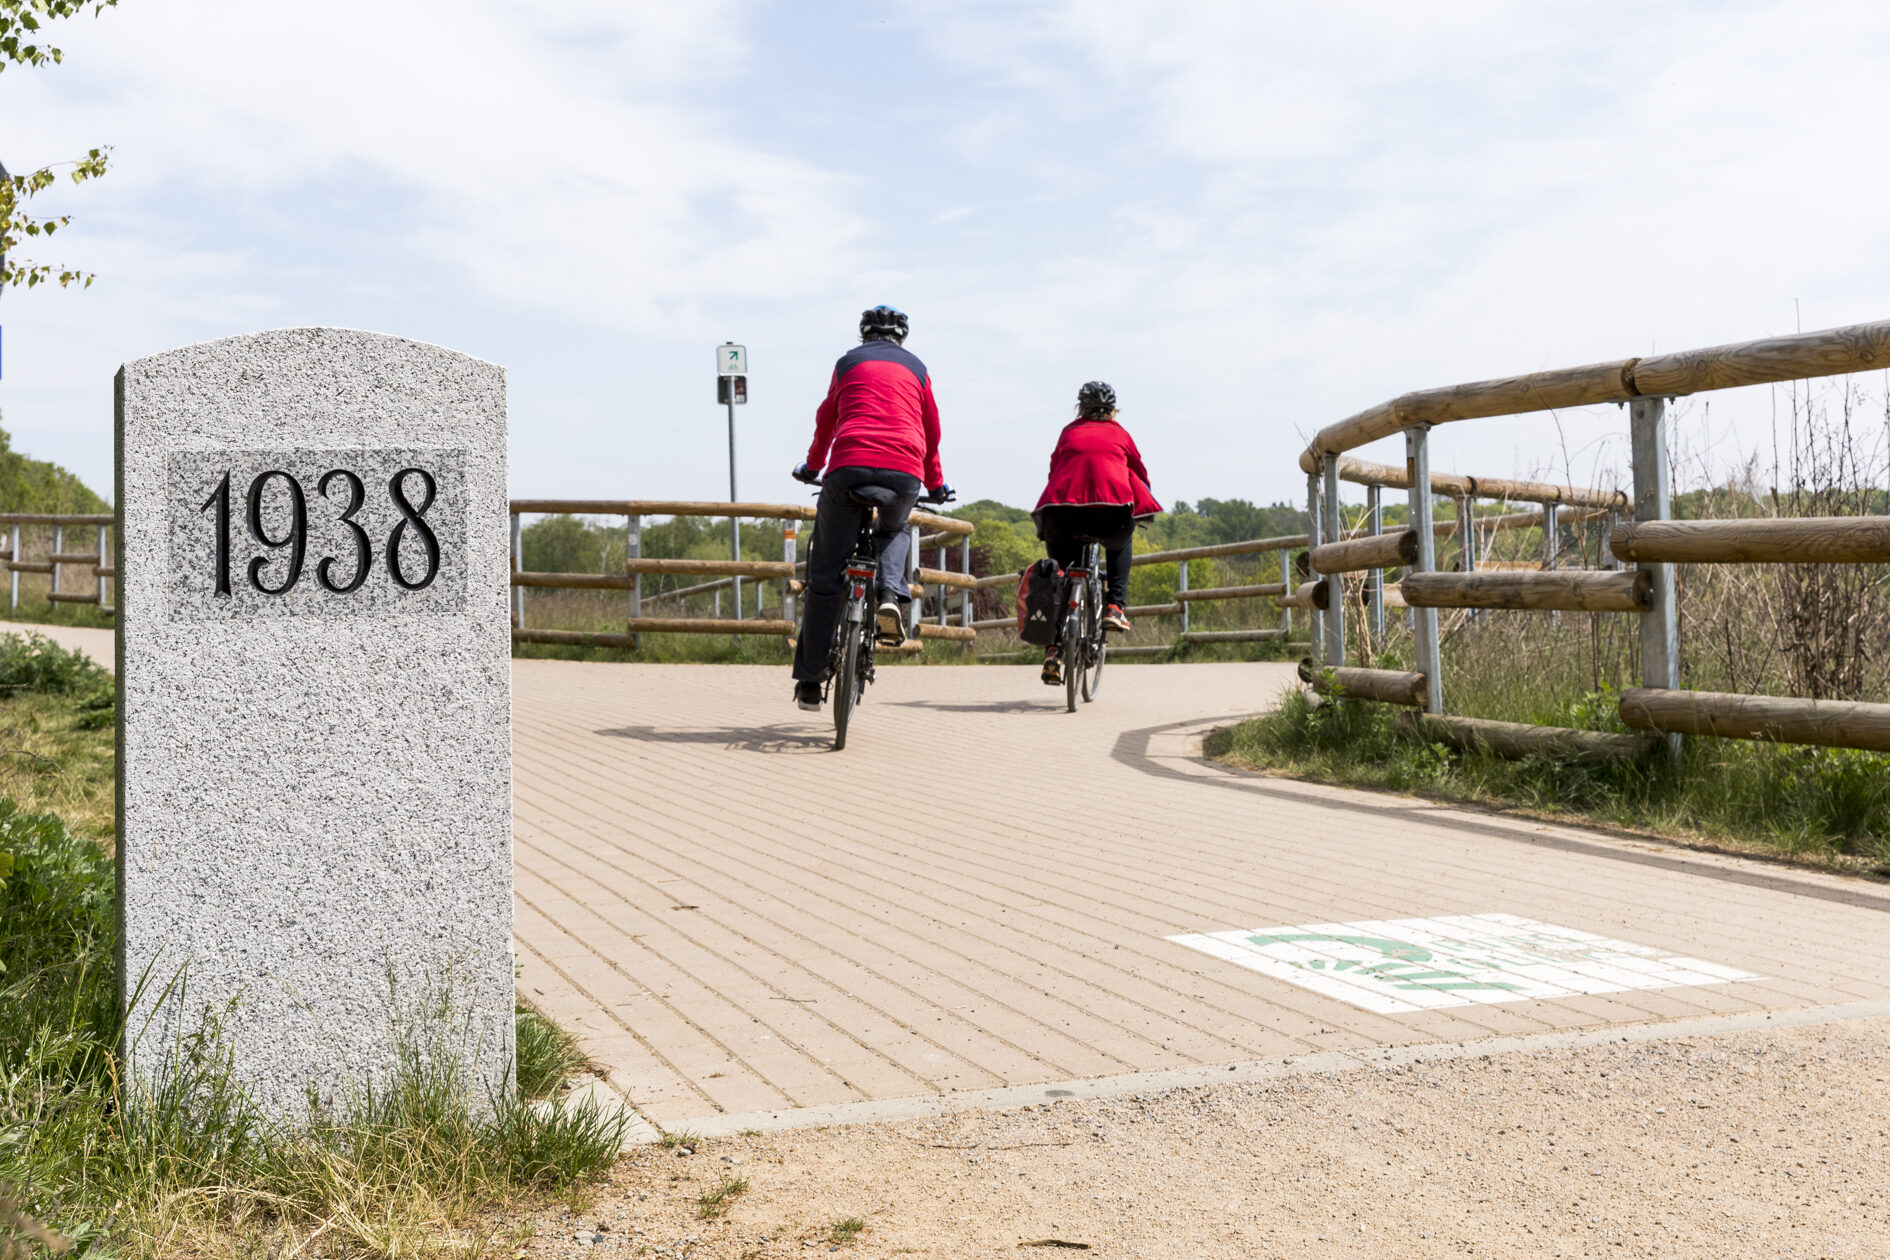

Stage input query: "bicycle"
[
  {"left": 1058, "top": 538, "right": 1110, "bottom": 713},
  {"left": 798, "top": 473, "right": 953, "bottom": 750}
]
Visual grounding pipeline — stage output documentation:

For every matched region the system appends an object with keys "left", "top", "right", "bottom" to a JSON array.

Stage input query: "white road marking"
[{"left": 1167, "top": 913, "right": 1761, "bottom": 1015}]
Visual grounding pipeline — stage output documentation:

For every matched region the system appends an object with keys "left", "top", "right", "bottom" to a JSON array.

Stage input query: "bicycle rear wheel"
[
  {"left": 1064, "top": 583, "right": 1083, "bottom": 713},
  {"left": 833, "top": 610, "right": 863, "bottom": 750},
  {"left": 1081, "top": 581, "right": 1106, "bottom": 703}
]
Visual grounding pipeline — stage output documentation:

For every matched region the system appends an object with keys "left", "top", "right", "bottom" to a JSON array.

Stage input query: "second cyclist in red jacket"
[{"left": 1033, "top": 381, "right": 1162, "bottom": 685}]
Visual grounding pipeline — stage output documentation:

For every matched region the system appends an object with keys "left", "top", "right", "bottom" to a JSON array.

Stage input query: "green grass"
[
  {"left": 515, "top": 1003, "right": 591, "bottom": 1100},
  {"left": 0, "top": 636, "right": 627, "bottom": 1258},
  {"left": 1208, "top": 685, "right": 1890, "bottom": 867},
  {"left": 696, "top": 1174, "right": 749, "bottom": 1220},
  {"left": 0, "top": 634, "right": 116, "bottom": 846},
  {"left": 827, "top": 1216, "right": 867, "bottom": 1245}
]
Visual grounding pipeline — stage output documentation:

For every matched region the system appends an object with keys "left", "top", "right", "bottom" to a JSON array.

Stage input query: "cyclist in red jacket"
[
  {"left": 1033, "top": 381, "right": 1161, "bottom": 685},
  {"left": 789, "top": 305, "right": 953, "bottom": 711}
]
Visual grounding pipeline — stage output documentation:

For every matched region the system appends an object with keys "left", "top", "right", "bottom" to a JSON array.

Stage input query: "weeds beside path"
[
  {"left": 0, "top": 632, "right": 628, "bottom": 1259},
  {"left": 1207, "top": 687, "right": 1890, "bottom": 875}
]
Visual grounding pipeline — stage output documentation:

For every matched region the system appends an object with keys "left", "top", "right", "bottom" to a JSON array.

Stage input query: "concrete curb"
[{"left": 642, "top": 997, "right": 1890, "bottom": 1143}]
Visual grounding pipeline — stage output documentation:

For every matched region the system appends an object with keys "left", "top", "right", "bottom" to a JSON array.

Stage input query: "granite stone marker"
[{"left": 115, "top": 328, "right": 513, "bottom": 1116}]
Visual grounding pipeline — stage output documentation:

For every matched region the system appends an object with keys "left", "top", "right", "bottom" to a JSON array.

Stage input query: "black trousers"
[
  {"left": 792, "top": 466, "right": 922, "bottom": 683},
  {"left": 1037, "top": 504, "right": 1134, "bottom": 610}
]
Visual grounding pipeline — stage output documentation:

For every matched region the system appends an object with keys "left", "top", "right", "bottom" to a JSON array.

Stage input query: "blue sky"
[{"left": 4, "top": 0, "right": 1888, "bottom": 511}]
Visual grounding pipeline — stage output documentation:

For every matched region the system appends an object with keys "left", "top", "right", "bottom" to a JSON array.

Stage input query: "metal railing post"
[
  {"left": 1542, "top": 501, "right": 1559, "bottom": 569},
  {"left": 1366, "top": 483, "right": 1384, "bottom": 642},
  {"left": 8, "top": 524, "right": 17, "bottom": 609},
  {"left": 906, "top": 523, "right": 921, "bottom": 638},
  {"left": 96, "top": 524, "right": 108, "bottom": 608},
  {"left": 626, "top": 514, "right": 641, "bottom": 649},
  {"left": 1306, "top": 472, "right": 1324, "bottom": 659},
  {"left": 731, "top": 516, "right": 743, "bottom": 619},
  {"left": 1407, "top": 426, "right": 1443, "bottom": 713},
  {"left": 1602, "top": 509, "right": 1621, "bottom": 570},
  {"left": 1177, "top": 557, "right": 1190, "bottom": 636},
  {"left": 1631, "top": 396, "right": 1681, "bottom": 766},
  {"left": 1279, "top": 548, "right": 1292, "bottom": 638},
  {"left": 1321, "top": 456, "right": 1345, "bottom": 667},
  {"left": 51, "top": 525, "right": 62, "bottom": 602},
  {"left": 936, "top": 544, "right": 947, "bottom": 627},
  {"left": 509, "top": 513, "right": 523, "bottom": 628},
  {"left": 958, "top": 535, "right": 972, "bottom": 645},
  {"left": 783, "top": 520, "right": 798, "bottom": 625},
  {"left": 1455, "top": 498, "right": 1474, "bottom": 573}
]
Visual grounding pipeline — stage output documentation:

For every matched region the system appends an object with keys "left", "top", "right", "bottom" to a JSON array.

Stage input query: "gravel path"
[{"left": 518, "top": 1014, "right": 1889, "bottom": 1259}]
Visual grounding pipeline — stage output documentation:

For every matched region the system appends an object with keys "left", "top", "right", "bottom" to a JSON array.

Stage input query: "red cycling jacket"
[
  {"left": 805, "top": 341, "right": 944, "bottom": 487},
  {"left": 1034, "top": 416, "right": 1162, "bottom": 517}
]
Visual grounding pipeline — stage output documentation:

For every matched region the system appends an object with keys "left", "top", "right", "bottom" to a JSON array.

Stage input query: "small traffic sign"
[
  {"left": 718, "top": 343, "right": 747, "bottom": 376},
  {"left": 717, "top": 375, "right": 747, "bottom": 405}
]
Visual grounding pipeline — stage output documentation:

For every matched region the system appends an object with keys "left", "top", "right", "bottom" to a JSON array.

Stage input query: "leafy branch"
[
  {"left": 1, "top": 149, "right": 110, "bottom": 289},
  {"left": 0, "top": 0, "right": 117, "bottom": 73},
  {"left": 0, "top": 0, "right": 121, "bottom": 290}
]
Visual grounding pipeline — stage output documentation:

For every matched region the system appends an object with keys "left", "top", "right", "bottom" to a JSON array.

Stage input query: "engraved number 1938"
[{"left": 199, "top": 467, "right": 440, "bottom": 596}]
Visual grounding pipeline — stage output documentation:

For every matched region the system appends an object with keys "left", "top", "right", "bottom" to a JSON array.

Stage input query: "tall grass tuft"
[{"left": 1, "top": 793, "right": 625, "bottom": 1258}]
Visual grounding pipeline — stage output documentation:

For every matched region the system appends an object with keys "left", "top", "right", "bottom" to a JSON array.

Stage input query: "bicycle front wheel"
[
  {"left": 833, "top": 612, "right": 862, "bottom": 751},
  {"left": 1082, "top": 595, "right": 1106, "bottom": 703}
]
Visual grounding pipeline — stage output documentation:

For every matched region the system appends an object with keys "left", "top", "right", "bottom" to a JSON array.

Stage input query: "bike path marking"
[{"left": 1168, "top": 912, "right": 1759, "bottom": 1015}]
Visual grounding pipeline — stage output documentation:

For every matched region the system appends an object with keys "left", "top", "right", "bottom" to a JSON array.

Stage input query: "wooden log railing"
[
  {"left": 1310, "top": 529, "right": 1417, "bottom": 574},
  {"left": 1395, "top": 712, "right": 1656, "bottom": 762},
  {"left": 1297, "top": 318, "right": 1890, "bottom": 471},
  {"left": 1297, "top": 659, "right": 1427, "bottom": 707},
  {"left": 1335, "top": 457, "right": 1626, "bottom": 511},
  {"left": 1292, "top": 314, "right": 1890, "bottom": 763},
  {"left": 509, "top": 497, "right": 980, "bottom": 646},
  {"left": 0, "top": 514, "right": 115, "bottom": 614},
  {"left": 1398, "top": 569, "right": 1651, "bottom": 613},
  {"left": 1609, "top": 517, "right": 1890, "bottom": 565},
  {"left": 1619, "top": 688, "right": 1890, "bottom": 752}
]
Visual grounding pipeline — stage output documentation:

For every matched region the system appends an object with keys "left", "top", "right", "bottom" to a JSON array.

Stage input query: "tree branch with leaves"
[{"left": 0, "top": 0, "right": 120, "bottom": 291}]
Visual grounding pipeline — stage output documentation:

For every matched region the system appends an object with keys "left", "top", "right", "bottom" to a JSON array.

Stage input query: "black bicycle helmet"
[
  {"left": 859, "top": 305, "right": 909, "bottom": 343},
  {"left": 1077, "top": 380, "right": 1117, "bottom": 417}
]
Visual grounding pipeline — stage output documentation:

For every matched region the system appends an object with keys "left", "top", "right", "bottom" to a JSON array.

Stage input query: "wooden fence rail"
[
  {"left": 1290, "top": 314, "right": 1890, "bottom": 762},
  {"left": 0, "top": 515, "right": 114, "bottom": 614}
]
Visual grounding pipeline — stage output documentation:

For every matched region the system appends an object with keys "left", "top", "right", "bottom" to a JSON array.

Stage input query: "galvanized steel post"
[
  {"left": 1631, "top": 395, "right": 1681, "bottom": 766},
  {"left": 1407, "top": 426, "right": 1443, "bottom": 713},
  {"left": 1305, "top": 472, "right": 1324, "bottom": 660},
  {"left": 509, "top": 513, "right": 523, "bottom": 628},
  {"left": 1177, "top": 556, "right": 1190, "bottom": 636},
  {"left": 782, "top": 519, "right": 797, "bottom": 625},
  {"left": 959, "top": 536, "right": 972, "bottom": 641},
  {"left": 1366, "top": 482, "right": 1384, "bottom": 641},
  {"left": 1321, "top": 456, "right": 1345, "bottom": 668}
]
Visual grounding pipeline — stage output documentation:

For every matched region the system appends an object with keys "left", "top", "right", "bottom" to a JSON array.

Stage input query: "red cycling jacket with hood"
[
  {"left": 1034, "top": 416, "right": 1162, "bottom": 517},
  {"left": 804, "top": 340, "right": 944, "bottom": 488}
]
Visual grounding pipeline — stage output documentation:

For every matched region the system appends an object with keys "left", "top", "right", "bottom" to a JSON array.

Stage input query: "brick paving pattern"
[{"left": 511, "top": 658, "right": 1890, "bottom": 1131}]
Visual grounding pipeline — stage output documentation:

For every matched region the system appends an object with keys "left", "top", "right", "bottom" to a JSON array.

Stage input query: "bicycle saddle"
[{"left": 846, "top": 484, "right": 904, "bottom": 512}]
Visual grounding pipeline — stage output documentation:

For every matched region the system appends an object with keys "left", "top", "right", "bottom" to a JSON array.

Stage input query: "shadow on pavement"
[
  {"left": 887, "top": 698, "right": 1060, "bottom": 714},
  {"left": 1111, "top": 714, "right": 1890, "bottom": 915},
  {"left": 596, "top": 724, "right": 831, "bottom": 754}
]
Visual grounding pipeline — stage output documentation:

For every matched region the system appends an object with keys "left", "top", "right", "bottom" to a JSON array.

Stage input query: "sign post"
[
  {"left": 115, "top": 327, "right": 513, "bottom": 1117},
  {"left": 718, "top": 343, "right": 747, "bottom": 614}
]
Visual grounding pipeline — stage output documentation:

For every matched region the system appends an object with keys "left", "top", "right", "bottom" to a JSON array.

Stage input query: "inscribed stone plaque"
[{"left": 116, "top": 328, "right": 513, "bottom": 1117}]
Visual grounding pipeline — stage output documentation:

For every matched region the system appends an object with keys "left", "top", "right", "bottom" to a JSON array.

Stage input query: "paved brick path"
[{"left": 511, "top": 658, "right": 1890, "bottom": 1134}]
